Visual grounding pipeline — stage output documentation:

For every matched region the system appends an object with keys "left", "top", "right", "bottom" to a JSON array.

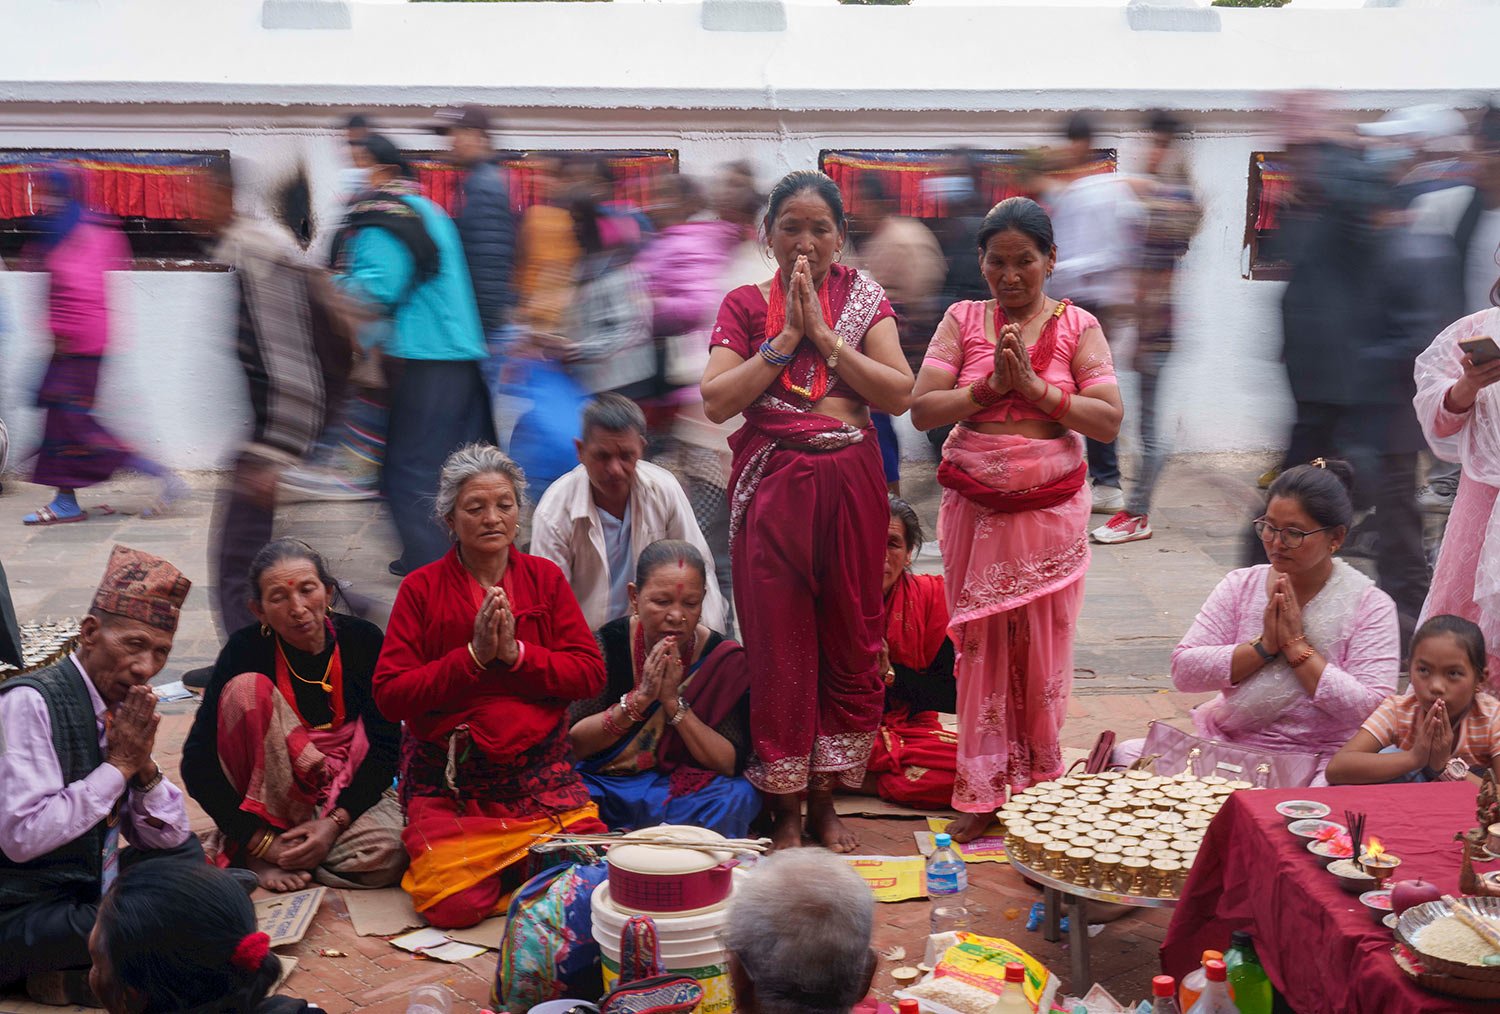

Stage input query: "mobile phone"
[{"left": 1459, "top": 336, "right": 1500, "bottom": 365}]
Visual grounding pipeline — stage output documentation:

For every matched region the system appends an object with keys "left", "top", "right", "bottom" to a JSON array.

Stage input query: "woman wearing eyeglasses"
[{"left": 1118, "top": 461, "right": 1399, "bottom": 784}]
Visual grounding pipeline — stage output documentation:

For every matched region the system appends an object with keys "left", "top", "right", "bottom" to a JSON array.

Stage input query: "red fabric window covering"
[
  {"left": 0, "top": 152, "right": 224, "bottom": 221},
  {"left": 1255, "top": 155, "right": 1292, "bottom": 233},
  {"left": 821, "top": 150, "right": 1118, "bottom": 220},
  {"left": 413, "top": 151, "right": 678, "bottom": 216}
]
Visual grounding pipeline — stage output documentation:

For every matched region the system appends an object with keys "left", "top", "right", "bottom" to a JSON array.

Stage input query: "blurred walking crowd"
[{"left": 8, "top": 98, "right": 1500, "bottom": 1012}]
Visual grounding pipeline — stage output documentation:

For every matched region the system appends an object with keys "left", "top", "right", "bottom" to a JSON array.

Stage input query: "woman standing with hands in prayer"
[
  {"left": 911, "top": 197, "right": 1123, "bottom": 841},
  {"left": 701, "top": 170, "right": 913, "bottom": 852},
  {"left": 1414, "top": 305, "right": 1500, "bottom": 676},
  {"left": 373, "top": 443, "right": 607, "bottom": 929}
]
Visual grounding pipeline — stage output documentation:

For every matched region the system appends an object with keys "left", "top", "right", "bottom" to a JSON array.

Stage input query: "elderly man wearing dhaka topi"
[
  {"left": 0, "top": 546, "right": 202, "bottom": 1007},
  {"left": 373, "top": 443, "right": 608, "bottom": 929},
  {"left": 701, "top": 170, "right": 913, "bottom": 852}
]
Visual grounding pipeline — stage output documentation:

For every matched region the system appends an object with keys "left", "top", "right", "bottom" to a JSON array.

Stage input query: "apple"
[{"left": 1390, "top": 877, "right": 1442, "bottom": 918}]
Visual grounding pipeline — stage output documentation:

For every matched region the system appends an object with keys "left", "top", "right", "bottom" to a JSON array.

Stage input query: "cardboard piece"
[
  {"left": 391, "top": 927, "right": 488, "bottom": 963},
  {"left": 273, "top": 957, "right": 299, "bottom": 994},
  {"left": 832, "top": 794, "right": 950, "bottom": 819},
  {"left": 443, "top": 915, "right": 507, "bottom": 950},
  {"left": 255, "top": 886, "right": 326, "bottom": 947},
  {"left": 341, "top": 886, "right": 424, "bottom": 937},
  {"left": 916, "top": 817, "right": 1008, "bottom": 864}
]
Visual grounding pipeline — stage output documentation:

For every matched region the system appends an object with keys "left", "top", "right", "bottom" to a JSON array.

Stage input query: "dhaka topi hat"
[{"left": 91, "top": 545, "right": 191, "bottom": 634}]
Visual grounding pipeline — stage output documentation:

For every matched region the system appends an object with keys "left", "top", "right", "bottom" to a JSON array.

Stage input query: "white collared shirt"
[{"left": 530, "top": 460, "right": 728, "bottom": 632}]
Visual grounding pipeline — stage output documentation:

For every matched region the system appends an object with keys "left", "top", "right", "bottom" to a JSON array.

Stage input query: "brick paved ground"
[{"left": 2, "top": 451, "right": 1292, "bottom": 1011}]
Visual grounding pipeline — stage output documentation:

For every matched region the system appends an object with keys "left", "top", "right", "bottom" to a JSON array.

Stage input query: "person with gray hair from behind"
[
  {"left": 724, "top": 850, "right": 877, "bottom": 1014},
  {"left": 530, "top": 393, "right": 727, "bottom": 632}
]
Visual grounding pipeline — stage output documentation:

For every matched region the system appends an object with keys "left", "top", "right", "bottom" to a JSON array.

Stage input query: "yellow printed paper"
[
  {"left": 844, "top": 855, "right": 928, "bottom": 902},
  {"left": 936, "top": 932, "right": 1053, "bottom": 1012},
  {"left": 918, "top": 817, "right": 1009, "bottom": 864}
]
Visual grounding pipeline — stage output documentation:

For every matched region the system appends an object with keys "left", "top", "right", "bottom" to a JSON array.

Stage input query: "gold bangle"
[
  {"left": 249, "top": 829, "right": 274, "bottom": 859},
  {"left": 1289, "top": 645, "right": 1316, "bottom": 668},
  {"left": 467, "top": 642, "right": 486, "bottom": 671}
]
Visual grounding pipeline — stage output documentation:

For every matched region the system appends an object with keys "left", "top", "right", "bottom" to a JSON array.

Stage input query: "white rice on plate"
[{"left": 1416, "top": 915, "right": 1500, "bottom": 966}]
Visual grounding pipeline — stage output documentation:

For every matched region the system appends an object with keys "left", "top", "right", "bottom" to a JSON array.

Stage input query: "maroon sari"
[{"left": 711, "top": 263, "right": 896, "bottom": 793}]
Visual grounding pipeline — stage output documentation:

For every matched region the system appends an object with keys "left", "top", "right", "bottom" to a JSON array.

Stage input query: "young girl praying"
[{"left": 1326, "top": 615, "right": 1500, "bottom": 785}]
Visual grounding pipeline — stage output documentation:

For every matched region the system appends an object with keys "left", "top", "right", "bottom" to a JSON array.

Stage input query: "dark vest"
[{"left": 0, "top": 658, "right": 109, "bottom": 910}]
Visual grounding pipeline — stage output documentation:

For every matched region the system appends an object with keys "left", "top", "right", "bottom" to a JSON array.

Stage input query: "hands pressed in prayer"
[
  {"left": 1261, "top": 585, "right": 1282, "bottom": 657},
  {"left": 795, "top": 256, "right": 838, "bottom": 358},
  {"left": 493, "top": 588, "right": 519, "bottom": 667},
  {"left": 656, "top": 637, "right": 686, "bottom": 708},
  {"left": 107, "top": 685, "right": 160, "bottom": 782},
  {"left": 1414, "top": 699, "right": 1454, "bottom": 771},
  {"left": 779, "top": 257, "right": 807, "bottom": 347},
  {"left": 470, "top": 585, "right": 519, "bottom": 668},
  {"left": 1001, "top": 329, "right": 1046, "bottom": 403},
  {"left": 1272, "top": 575, "right": 1307, "bottom": 655}
]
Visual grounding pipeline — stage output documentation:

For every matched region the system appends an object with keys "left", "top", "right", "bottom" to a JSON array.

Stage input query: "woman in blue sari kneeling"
[{"left": 569, "top": 541, "right": 761, "bottom": 836}]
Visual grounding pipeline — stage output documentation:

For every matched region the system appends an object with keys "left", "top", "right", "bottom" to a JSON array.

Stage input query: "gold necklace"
[{"left": 277, "top": 638, "right": 333, "bottom": 693}]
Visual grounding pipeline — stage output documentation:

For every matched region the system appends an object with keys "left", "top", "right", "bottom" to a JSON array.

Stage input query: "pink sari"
[{"left": 938, "top": 426, "right": 1091, "bottom": 812}]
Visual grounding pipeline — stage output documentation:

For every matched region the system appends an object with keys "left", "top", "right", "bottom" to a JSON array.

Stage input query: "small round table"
[{"left": 1005, "top": 852, "right": 1178, "bottom": 993}]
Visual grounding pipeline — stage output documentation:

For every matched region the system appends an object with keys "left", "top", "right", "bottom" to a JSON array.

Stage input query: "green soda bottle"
[{"left": 1223, "top": 931, "right": 1272, "bottom": 1014}]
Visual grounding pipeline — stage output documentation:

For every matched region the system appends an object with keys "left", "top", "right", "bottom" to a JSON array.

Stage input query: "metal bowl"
[
  {"left": 1326, "top": 858, "right": 1375, "bottom": 894},
  {"left": 1395, "top": 897, "right": 1500, "bottom": 982}
]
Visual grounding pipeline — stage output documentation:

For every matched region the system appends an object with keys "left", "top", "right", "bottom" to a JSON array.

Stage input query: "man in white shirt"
[
  {"left": 0, "top": 546, "right": 202, "bottom": 1005},
  {"left": 531, "top": 394, "right": 727, "bottom": 632},
  {"left": 1045, "top": 113, "right": 1144, "bottom": 515}
]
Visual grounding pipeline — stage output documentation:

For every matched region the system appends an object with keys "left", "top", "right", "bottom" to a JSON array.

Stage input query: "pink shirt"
[
  {"left": 921, "top": 300, "right": 1116, "bottom": 423},
  {"left": 34, "top": 220, "right": 130, "bottom": 357},
  {"left": 0, "top": 654, "right": 190, "bottom": 864},
  {"left": 1171, "top": 565, "right": 1398, "bottom": 782}
]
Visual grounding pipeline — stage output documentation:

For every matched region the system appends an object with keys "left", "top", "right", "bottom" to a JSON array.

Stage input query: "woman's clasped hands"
[{"left": 470, "top": 584, "right": 520, "bottom": 668}]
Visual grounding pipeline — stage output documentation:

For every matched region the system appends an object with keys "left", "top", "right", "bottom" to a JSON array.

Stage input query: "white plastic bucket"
[{"left": 593, "top": 880, "right": 734, "bottom": 1013}]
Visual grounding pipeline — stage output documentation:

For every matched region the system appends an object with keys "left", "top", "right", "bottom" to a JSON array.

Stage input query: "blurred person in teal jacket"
[{"left": 331, "top": 134, "right": 495, "bottom": 575}]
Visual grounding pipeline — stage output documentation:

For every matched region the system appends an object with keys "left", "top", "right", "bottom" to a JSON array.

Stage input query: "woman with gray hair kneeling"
[
  {"left": 725, "top": 850, "right": 877, "bottom": 1014},
  {"left": 373, "top": 443, "right": 608, "bottom": 929}
]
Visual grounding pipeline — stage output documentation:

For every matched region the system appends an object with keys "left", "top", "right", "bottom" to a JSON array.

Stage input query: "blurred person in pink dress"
[
  {"left": 21, "top": 167, "right": 183, "bottom": 526},
  {"left": 1414, "top": 305, "right": 1500, "bottom": 676},
  {"left": 910, "top": 197, "right": 1122, "bottom": 841}
]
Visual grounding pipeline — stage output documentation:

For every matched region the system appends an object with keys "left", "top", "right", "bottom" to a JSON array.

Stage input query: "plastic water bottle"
[
  {"left": 405, "top": 984, "right": 451, "bottom": 1014},
  {"left": 1223, "top": 931, "right": 1272, "bottom": 1014},
  {"left": 926, "top": 832, "right": 971, "bottom": 933},
  {"left": 1151, "top": 974, "right": 1182, "bottom": 1014},
  {"left": 1184, "top": 960, "right": 1236, "bottom": 1014}
]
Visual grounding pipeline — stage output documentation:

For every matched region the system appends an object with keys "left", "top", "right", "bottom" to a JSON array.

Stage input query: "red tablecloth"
[{"left": 1162, "top": 782, "right": 1496, "bottom": 1014}]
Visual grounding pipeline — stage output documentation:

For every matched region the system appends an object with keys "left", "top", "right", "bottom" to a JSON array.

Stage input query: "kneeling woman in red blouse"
[{"left": 373, "top": 443, "right": 607, "bottom": 929}]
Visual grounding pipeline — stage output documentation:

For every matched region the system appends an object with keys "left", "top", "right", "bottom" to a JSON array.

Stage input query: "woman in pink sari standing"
[
  {"left": 1414, "top": 305, "right": 1500, "bottom": 676},
  {"left": 912, "top": 198, "right": 1122, "bottom": 841},
  {"left": 701, "top": 171, "right": 913, "bottom": 851}
]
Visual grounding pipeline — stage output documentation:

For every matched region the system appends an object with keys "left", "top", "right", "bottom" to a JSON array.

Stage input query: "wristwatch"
[
  {"left": 131, "top": 768, "right": 164, "bottom": 794},
  {"left": 1249, "top": 637, "right": 1276, "bottom": 663},
  {"left": 1439, "top": 757, "right": 1470, "bottom": 782}
]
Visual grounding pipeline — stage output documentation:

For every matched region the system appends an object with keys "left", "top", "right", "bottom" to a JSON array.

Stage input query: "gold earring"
[{"left": 260, "top": 623, "right": 271, "bottom": 637}]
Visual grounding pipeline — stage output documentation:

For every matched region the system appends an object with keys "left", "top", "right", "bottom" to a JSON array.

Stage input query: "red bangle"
[
  {"left": 601, "top": 705, "right": 629, "bottom": 738},
  {"left": 969, "top": 376, "right": 1005, "bottom": 407},
  {"left": 1289, "top": 645, "right": 1316, "bottom": 668},
  {"left": 1047, "top": 388, "right": 1072, "bottom": 421}
]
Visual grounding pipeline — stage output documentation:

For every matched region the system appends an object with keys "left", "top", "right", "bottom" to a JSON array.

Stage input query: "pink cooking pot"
[{"left": 605, "top": 826, "right": 740, "bottom": 915}]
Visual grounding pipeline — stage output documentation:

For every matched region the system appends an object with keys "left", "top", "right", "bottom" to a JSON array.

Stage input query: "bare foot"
[
  {"left": 769, "top": 805, "right": 805, "bottom": 852},
  {"left": 245, "top": 856, "right": 313, "bottom": 892},
  {"left": 807, "top": 791, "right": 859, "bottom": 853},
  {"left": 945, "top": 812, "right": 993, "bottom": 843}
]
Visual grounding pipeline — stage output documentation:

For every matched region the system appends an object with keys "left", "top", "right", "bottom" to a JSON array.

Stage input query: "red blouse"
[
  {"left": 709, "top": 262, "right": 896, "bottom": 403},
  {"left": 373, "top": 547, "right": 606, "bottom": 765}
]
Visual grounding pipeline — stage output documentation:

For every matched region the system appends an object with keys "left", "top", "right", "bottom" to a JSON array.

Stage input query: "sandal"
[{"left": 23, "top": 504, "right": 89, "bottom": 526}]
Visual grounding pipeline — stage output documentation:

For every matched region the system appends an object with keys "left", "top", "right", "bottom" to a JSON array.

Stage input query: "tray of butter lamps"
[{"left": 998, "top": 771, "right": 1250, "bottom": 901}]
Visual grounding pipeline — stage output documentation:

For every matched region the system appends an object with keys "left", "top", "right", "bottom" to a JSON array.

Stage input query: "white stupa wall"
[{"left": 0, "top": 0, "right": 1493, "bottom": 469}]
